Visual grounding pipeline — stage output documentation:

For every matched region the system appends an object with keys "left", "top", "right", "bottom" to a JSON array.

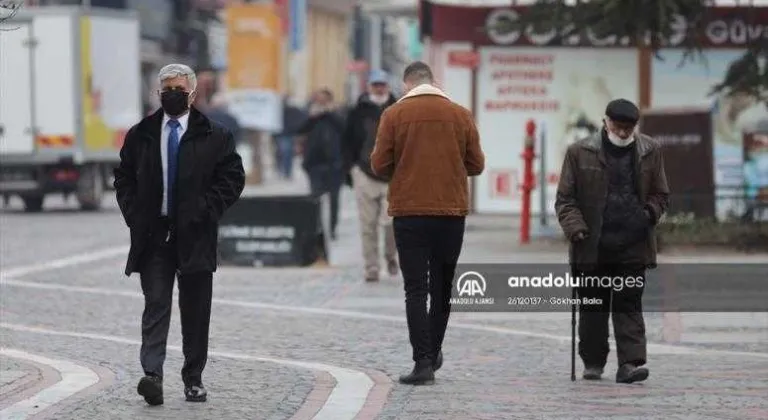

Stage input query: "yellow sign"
[
  {"left": 80, "top": 16, "right": 115, "bottom": 150},
  {"left": 226, "top": 4, "right": 282, "bottom": 91}
]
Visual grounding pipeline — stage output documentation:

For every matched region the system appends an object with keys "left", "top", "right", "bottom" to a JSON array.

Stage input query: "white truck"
[{"left": 0, "top": 6, "right": 141, "bottom": 212}]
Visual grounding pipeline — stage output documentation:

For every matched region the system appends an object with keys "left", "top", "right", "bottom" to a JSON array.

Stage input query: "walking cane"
[{"left": 571, "top": 285, "right": 577, "bottom": 381}]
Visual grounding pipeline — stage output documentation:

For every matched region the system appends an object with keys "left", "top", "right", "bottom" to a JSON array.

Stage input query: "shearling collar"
[{"left": 398, "top": 84, "right": 450, "bottom": 102}]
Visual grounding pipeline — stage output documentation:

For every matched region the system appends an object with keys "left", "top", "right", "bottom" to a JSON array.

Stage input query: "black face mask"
[{"left": 160, "top": 90, "right": 190, "bottom": 116}]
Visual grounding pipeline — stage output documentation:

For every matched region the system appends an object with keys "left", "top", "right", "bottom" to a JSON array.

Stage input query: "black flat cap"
[{"left": 605, "top": 99, "right": 639, "bottom": 123}]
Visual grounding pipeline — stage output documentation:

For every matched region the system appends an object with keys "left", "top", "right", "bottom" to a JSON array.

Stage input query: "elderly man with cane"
[{"left": 555, "top": 99, "right": 669, "bottom": 384}]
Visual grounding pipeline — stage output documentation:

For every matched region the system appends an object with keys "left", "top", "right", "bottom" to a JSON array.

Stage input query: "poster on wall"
[
  {"left": 650, "top": 49, "right": 766, "bottom": 220},
  {"left": 488, "top": 169, "right": 516, "bottom": 199},
  {"left": 743, "top": 129, "right": 768, "bottom": 221},
  {"left": 474, "top": 47, "right": 639, "bottom": 214}
]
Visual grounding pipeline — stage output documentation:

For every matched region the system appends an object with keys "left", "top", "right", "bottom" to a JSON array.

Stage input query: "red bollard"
[{"left": 520, "top": 119, "right": 537, "bottom": 244}]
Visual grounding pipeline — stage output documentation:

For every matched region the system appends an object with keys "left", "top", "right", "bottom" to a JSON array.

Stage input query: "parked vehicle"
[{"left": 0, "top": 6, "right": 141, "bottom": 212}]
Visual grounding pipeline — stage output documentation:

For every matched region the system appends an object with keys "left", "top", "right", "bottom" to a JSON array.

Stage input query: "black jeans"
[
  {"left": 139, "top": 221, "right": 213, "bottom": 386},
  {"left": 576, "top": 264, "right": 647, "bottom": 368},
  {"left": 393, "top": 216, "right": 465, "bottom": 363},
  {"left": 307, "top": 165, "right": 341, "bottom": 235}
]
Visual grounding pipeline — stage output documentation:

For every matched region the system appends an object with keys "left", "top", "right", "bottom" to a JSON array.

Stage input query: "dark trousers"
[
  {"left": 393, "top": 216, "right": 465, "bottom": 363},
  {"left": 139, "top": 221, "right": 213, "bottom": 386},
  {"left": 307, "top": 166, "right": 341, "bottom": 235},
  {"left": 576, "top": 264, "right": 647, "bottom": 368}
]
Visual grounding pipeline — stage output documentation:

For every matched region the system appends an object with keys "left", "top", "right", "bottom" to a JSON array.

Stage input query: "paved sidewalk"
[
  {"left": 1, "top": 172, "right": 767, "bottom": 419},
  {"left": 0, "top": 356, "right": 43, "bottom": 405}
]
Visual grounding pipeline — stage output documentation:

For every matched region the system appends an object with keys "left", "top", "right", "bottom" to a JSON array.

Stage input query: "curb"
[
  {"left": 29, "top": 362, "right": 116, "bottom": 420},
  {"left": 0, "top": 357, "right": 60, "bottom": 410},
  {"left": 289, "top": 370, "right": 336, "bottom": 420},
  {"left": 353, "top": 369, "right": 393, "bottom": 420}
]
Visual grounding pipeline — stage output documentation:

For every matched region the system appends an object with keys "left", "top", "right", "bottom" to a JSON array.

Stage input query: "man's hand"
[
  {"left": 572, "top": 231, "right": 589, "bottom": 243},
  {"left": 643, "top": 205, "right": 657, "bottom": 226}
]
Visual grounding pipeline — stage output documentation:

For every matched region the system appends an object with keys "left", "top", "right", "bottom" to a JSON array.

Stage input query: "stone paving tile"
[
  {"left": 0, "top": 197, "right": 128, "bottom": 268},
  {"left": 0, "top": 358, "right": 35, "bottom": 388},
  {"left": 1, "top": 329, "right": 314, "bottom": 420},
  {"left": 7, "top": 258, "right": 766, "bottom": 357},
  {"left": 3, "top": 281, "right": 766, "bottom": 419},
  {"left": 3, "top": 186, "right": 768, "bottom": 419}
]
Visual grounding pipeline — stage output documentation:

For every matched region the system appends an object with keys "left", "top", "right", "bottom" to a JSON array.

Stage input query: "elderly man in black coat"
[{"left": 114, "top": 63, "right": 245, "bottom": 406}]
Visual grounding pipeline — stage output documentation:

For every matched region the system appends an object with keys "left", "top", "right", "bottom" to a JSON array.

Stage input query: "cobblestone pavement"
[
  {"left": 1, "top": 175, "right": 767, "bottom": 419},
  {"left": 0, "top": 356, "right": 45, "bottom": 408}
]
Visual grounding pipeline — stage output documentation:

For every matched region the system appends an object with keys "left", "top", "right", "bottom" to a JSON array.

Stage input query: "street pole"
[
  {"left": 539, "top": 122, "right": 547, "bottom": 226},
  {"left": 520, "top": 119, "right": 536, "bottom": 244},
  {"left": 369, "top": 14, "right": 382, "bottom": 71}
]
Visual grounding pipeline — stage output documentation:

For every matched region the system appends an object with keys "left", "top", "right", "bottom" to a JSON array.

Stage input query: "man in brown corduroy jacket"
[{"left": 370, "top": 61, "right": 485, "bottom": 385}]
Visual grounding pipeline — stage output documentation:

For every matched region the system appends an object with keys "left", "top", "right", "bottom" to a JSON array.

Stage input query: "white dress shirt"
[{"left": 160, "top": 112, "right": 189, "bottom": 216}]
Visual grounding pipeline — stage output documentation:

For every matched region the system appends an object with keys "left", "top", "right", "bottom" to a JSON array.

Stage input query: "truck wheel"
[
  {"left": 22, "top": 195, "right": 44, "bottom": 212},
  {"left": 76, "top": 164, "right": 105, "bottom": 211}
]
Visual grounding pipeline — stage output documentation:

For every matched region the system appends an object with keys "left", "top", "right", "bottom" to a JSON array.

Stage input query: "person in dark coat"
[
  {"left": 274, "top": 96, "right": 308, "bottom": 179},
  {"left": 205, "top": 92, "right": 242, "bottom": 146},
  {"left": 299, "top": 88, "right": 344, "bottom": 239},
  {"left": 114, "top": 64, "right": 245, "bottom": 406},
  {"left": 555, "top": 98, "right": 669, "bottom": 384},
  {"left": 342, "top": 69, "right": 399, "bottom": 282}
]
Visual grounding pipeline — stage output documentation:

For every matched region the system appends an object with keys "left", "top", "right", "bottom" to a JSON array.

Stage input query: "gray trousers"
[{"left": 351, "top": 166, "right": 397, "bottom": 277}]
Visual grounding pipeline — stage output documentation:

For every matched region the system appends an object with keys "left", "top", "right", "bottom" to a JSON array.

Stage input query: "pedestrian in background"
[
  {"left": 342, "top": 69, "right": 399, "bottom": 282},
  {"left": 274, "top": 96, "right": 308, "bottom": 180},
  {"left": 205, "top": 92, "right": 241, "bottom": 146},
  {"left": 555, "top": 98, "right": 669, "bottom": 384},
  {"left": 114, "top": 64, "right": 245, "bottom": 405},
  {"left": 299, "top": 88, "right": 344, "bottom": 239},
  {"left": 371, "top": 61, "right": 485, "bottom": 385}
]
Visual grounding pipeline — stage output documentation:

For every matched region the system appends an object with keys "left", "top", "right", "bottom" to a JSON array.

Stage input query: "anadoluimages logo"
[{"left": 452, "top": 271, "right": 495, "bottom": 305}]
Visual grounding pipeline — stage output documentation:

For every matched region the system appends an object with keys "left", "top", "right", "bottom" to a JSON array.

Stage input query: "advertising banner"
[
  {"left": 225, "top": 3, "right": 283, "bottom": 132},
  {"left": 651, "top": 49, "right": 767, "bottom": 220},
  {"left": 743, "top": 130, "right": 768, "bottom": 220},
  {"left": 218, "top": 195, "right": 329, "bottom": 267},
  {"left": 289, "top": 0, "right": 306, "bottom": 52},
  {"left": 81, "top": 15, "right": 141, "bottom": 152},
  {"left": 640, "top": 110, "right": 715, "bottom": 219},
  {"left": 473, "top": 47, "right": 639, "bottom": 214}
]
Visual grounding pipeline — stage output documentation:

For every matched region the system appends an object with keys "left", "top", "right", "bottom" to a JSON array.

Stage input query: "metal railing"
[{"left": 666, "top": 186, "right": 768, "bottom": 224}]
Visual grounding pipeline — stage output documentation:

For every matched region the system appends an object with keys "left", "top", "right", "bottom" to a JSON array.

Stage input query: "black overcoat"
[{"left": 114, "top": 107, "right": 245, "bottom": 275}]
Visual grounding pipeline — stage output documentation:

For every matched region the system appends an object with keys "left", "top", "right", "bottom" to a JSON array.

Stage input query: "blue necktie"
[{"left": 167, "top": 119, "right": 181, "bottom": 215}]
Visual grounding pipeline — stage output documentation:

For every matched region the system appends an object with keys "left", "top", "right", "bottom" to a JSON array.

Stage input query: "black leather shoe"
[
  {"left": 184, "top": 383, "right": 207, "bottom": 402},
  {"left": 616, "top": 364, "right": 649, "bottom": 384},
  {"left": 137, "top": 375, "right": 163, "bottom": 406},
  {"left": 583, "top": 366, "right": 604, "bottom": 380},
  {"left": 433, "top": 351, "right": 443, "bottom": 372},
  {"left": 398, "top": 360, "right": 435, "bottom": 385}
]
